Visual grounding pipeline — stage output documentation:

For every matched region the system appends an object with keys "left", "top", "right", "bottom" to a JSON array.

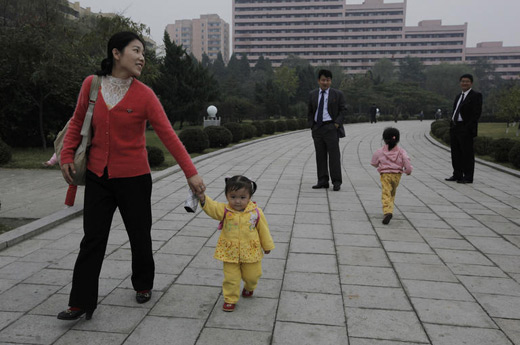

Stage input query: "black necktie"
[
  {"left": 453, "top": 93, "right": 465, "bottom": 121},
  {"left": 317, "top": 90, "right": 325, "bottom": 126}
]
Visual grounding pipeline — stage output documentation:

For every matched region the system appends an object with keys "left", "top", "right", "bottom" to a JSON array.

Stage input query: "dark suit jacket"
[
  {"left": 307, "top": 87, "right": 347, "bottom": 137},
  {"left": 452, "top": 89, "right": 483, "bottom": 137}
]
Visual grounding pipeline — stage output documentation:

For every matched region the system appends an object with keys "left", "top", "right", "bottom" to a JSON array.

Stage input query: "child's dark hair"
[
  {"left": 96, "top": 31, "right": 145, "bottom": 76},
  {"left": 225, "top": 175, "right": 257, "bottom": 196},
  {"left": 382, "top": 127, "right": 400, "bottom": 150}
]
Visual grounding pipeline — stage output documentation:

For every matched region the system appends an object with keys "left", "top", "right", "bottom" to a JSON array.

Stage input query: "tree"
[
  {"left": 424, "top": 63, "right": 473, "bottom": 100},
  {"left": 371, "top": 58, "right": 396, "bottom": 84},
  {"left": 399, "top": 56, "right": 425, "bottom": 84},
  {"left": 496, "top": 84, "right": 520, "bottom": 134}
]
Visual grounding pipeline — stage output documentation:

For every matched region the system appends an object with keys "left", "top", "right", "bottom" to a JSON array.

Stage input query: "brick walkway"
[{"left": 0, "top": 120, "right": 519, "bottom": 345}]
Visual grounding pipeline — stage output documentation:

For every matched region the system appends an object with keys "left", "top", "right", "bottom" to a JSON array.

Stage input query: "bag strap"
[{"left": 80, "top": 75, "right": 101, "bottom": 137}]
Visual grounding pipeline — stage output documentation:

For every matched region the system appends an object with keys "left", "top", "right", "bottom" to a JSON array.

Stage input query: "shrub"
[
  {"left": 223, "top": 122, "right": 244, "bottom": 143},
  {"left": 251, "top": 121, "right": 265, "bottom": 136},
  {"left": 357, "top": 115, "right": 369, "bottom": 123},
  {"left": 297, "top": 118, "right": 308, "bottom": 129},
  {"left": 0, "top": 138, "right": 12, "bottom": 165},
  {"left": 241, "top": 123, "right": 257, "bottom": 139},
  {"left": 275, "top": 120, "right": 287, "bottom": 132},
  {"left": 431, "top": 120, "right": 450, "bottom": 132},
  {"left": 263, "top": 120, "right": 275, "bottom": 135},
  {"left": 433, "top": 126, "right": 449, "bottom": 140},
  {"left": 493, "top": 138, "right": 516, "bottom": 162},
  {"left": 285, "top": 119, "right": 298, "bottom": 131},
  {"left": 473, "top": 136, "right": 494, "bottom": 156},
  {"left": 442, "top": 129, "right": 451, "bottom": 145},
  {"left": 203, "top": 126, "right": 233, "bottom": 148},
  {"left": 178, "top": 128, "right": 209, "bottom": 153},
  {"left": 383, "top": 115, "right": 393, "bottom": 121},
  {"left": 509, "top": 142, "right": 520, "bottom": 168},
  {"left": 146, "top": 146, "right": 165, "bottom": 167}
]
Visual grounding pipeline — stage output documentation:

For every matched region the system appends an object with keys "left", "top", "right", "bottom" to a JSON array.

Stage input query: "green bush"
[
  {"left": 382, "top": 115, "right": 393, "bottom": 121},
  {"left": 493, "top": 138, "right": 516, "bottom": 162},
  {"left": 442, "top": 129, "right": 451, "bottom": 145},
  {"left": 357, "top": 115, "right": 369, "bottom": 123},
  {"left": 285, "top": 119, "right": 298, "bottom": 131},
  {"left": 146, "top": 146, "right": 165, "bottom": 167},
  {"left": 241, "top": 123, "right": 257, "bottom": 139},
  {"left": 509, "top": 142, "right": 520, "bottom": 168},
  {"left": 474, "top": 136, "right": 494, "bottom": 156},
  {"left": 275, "top": 120, "right": 287, "bottom": 132},
  {"left": 433, "top": 126, "right": 450, "bottom": 140},
  {"left": 223, "top": 122, "right": 244, "bottom": 143},
  {"left": 251, "top": 121, "right": 265, "bottom": 136},
  {"left": 203, "top": 126, "right": 233, "bottom": 148},
  {"left": 0, "top": 138, "right": 12, "bottom": 165},
  {"left": 263, "top": 120, "right": 276, "bottom": 135},
  {"left": 431, "top": 120, "right": 450, "bottom": 133},
  {"left": 297, "top": 118, "right": 308, "bottom": 129},
  {"left": 402, "top": 114, "right": 409, "bottom": 120},
  {"left": 178, "top": 128, "right": 209, "bottom": 153}
]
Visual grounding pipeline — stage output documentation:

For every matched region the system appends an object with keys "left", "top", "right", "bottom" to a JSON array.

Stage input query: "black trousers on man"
[
  {"left": 69, "top": 169, "right": 154, "bottom": 311},
  {"left": 449, "top": 123, "right": 475, "bottom": 181},
  {"left": 312, "top": 122, "right": 342, "bottom": 186}
]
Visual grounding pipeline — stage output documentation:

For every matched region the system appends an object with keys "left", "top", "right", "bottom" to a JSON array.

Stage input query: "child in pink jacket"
[{"left": 371, "top": 127, "right": 413, "bottom": 225}]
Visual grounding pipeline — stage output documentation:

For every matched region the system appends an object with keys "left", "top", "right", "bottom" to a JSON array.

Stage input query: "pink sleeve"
[
  {"left": 61, "top": 76, "right": 93, "bottom": 165},
  {"left": 401, "top": 148, "right": 413, "bottom": 175},
  {"left": 145, "top": 88, "right": 198, "bottom": 178},
  {"left": 371, "top": 150, "right": 380, "bottom": 168}
]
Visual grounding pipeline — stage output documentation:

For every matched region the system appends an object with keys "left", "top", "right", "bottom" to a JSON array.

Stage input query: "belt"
[{"left": 317, "top": 121, "right": 333, "bottom": 125}]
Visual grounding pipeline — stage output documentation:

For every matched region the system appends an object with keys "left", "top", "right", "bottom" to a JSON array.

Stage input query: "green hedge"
[
  {"left": 509, "top": 142, "right": 520, "bottom": 168},
  {"left": 203, "top": 126, "right": 233, "bottom": 148},
  {"left": 0, "top": 138, "right": 12, "bottom": 165},
  {"left": 263, "top": 120, "right": 275, "bottom": 135},
  {"left": 251, "top": 121, "right": 265, "bottom": 136},
  {"left": 223, "top": 122, "right": 243, "bottom": 143},
  {"left": 474, "top": 136, "right": 494, "bottom": 156},
  {"left": 241, "top": 123, "right": 257, "bottom": 139},
  {"left": 493, "top": 138, "right": 516, "bottom": 162},
  {"left": 275, "top": 120, "right": 287, "bottom": 132},
  {"left": 146, "top": 146, "right": 165, "bottom": 167},
  {"left": 178, "top": 128, "right": 209, "bottom": 153}
]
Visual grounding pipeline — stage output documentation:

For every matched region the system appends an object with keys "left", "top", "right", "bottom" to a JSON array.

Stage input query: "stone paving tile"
[
  {"left": 339, "top": 265, "right": 400, "bottom": 287},
  {"left": 277, "top": 291, "right": 345, "bottom": 326},
  {"left": 387, "top": 252, "right": 443, "bottom": 265},
  {"left": 337, "top": 246, "right": 391, "bottom": 267},
  {"left": 73, "top": 305, "right": 148, "bottom": 333},
  {"left": 425, "top": 237, "right": 475, "bottom": 250},
  {"left": 157, "top": 235, "right": 207, "bottom": 255},
  {"left": 411, "top": 298, "right": 497, "bottom": 328},
  {"left": 272, "top": 322, "right": 348, "bottom": 345},
  {"left": 54, "top": 330, "right": 127, "bottom": 345},
  {"left": 435, "top": 249, "right": 494, "bottom": 265},
  {"left": 289, "top": 238, "right": 335, "bottom": 254},
  {"left": 0, "top": 311, "right": 23, "bottom": 330},
  {"left": 292, "top": 223, "right": 333, "bottom": 239},
  {"left": 349, "top": 339, "right": 429, "bottom": 345},
  {"left": 0, "top": 261, "right": 49, "bottom": 281},
  {"left": 0, "top": 283, "right": 60, "bottom": 312},
  {"left": 0, "top": 314, "right": 73, "bottom": 344},
  {"left": 446, "top": 263, "right": 508, "bottom": 278},
  {"left": 197, "top": 328, "right": 271, "bottom": 345},
  {"left": 334, "top": 233, "right": 380, "bottom": 247},
  {"left": 282, "top": 272, "right": 341, "bottom": 294},
  {"left": 343, "top": 285, "right": 412, "bottom": 310},
  {"left": 401, "top": 280, "right": 474, "bottom": 301},
  {"left": 123, "top": 316, "right": 205, "bottom": 345},
  {"left": 346, "top": 308, "right": 429, "bottom": 343},
  {"left": 149, "top": 284, "right": 220, "bottom": 319},
  {"left": 465, "top": 236, "right": 520, "bottom": 255},
  {"left": 393, "top": 263, "right": 458, "bottom": 282},
  {"left": 458, "top": 275, "right": 520, "bottom": 296},
  {"left": 381, "top": 241, "right": 433, "bottom": 254},
  {"left": 207, "top": 296, "right": 277, "bottom": 331},
  {"left": 375, "top": 228, "right": 425, "bottom": 242},
  {"left": 285, "top": 253, "right": 338, "bottom": 274},
  {"left": 424, "top": 324, "right": 513, "bottom": 345},
  {"left": 488, "top": 254, "right": 520, "bottom": 274},
  {"left": 474, "top": 293, "right": 520, "bottom": 319},
  {"left": 494, "top": 318, "right": 520, "bottom": 345}
]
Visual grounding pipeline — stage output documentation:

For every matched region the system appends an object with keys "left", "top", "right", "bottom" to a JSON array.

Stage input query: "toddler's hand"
[{"left": 264, "top": 250, "right": 271, "bottom": 254}]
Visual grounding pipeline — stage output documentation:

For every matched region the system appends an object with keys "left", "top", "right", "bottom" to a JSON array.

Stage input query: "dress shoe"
[
  {"left": 136, "top": 290, "right": 152, "bottom": 304},
  {"left": 333, "top": 184, "right": 341, "bottom": 191},
  {"left": 312, "top": 183, "right": 329, "bottom": 189},
  {"left": 57, "top": 308, "right": 93, "bottom": 320},
  {"left": 457, "top": 179, "right": 473, "bottom": 184},
  {"left": 445, "top": 176, "right": 460, "bottom": 182},
  {"left": 382, "top": 213, "right": 393, "bottom": 225}
]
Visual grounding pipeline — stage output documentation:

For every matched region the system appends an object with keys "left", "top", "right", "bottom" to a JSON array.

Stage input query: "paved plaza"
[{"left": 0, "top": 120, "right": 519, "bottom": 345}]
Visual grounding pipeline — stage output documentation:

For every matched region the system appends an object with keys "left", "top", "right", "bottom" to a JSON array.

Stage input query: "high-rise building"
[
  {"left": 166, "top": 14, "right": 230, "bottom": 63},
  {"left": 233, "top": 0, "right": 520, "bottom": 79}
]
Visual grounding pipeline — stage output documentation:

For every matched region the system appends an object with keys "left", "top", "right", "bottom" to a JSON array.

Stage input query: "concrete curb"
[
  {"left": 0, "top": 130, "right": 306, "bottom": 250},
  {"left": 425, "top": 130, "right": 520, "bottom": 178}
]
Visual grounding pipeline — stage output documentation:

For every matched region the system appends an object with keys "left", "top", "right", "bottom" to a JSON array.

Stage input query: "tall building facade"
[
  {"left": 233, "top": 0, "right": 520, "bottom": 79},
  {"left": 166, "top": 14, "right": 230, "bottom": 63}
]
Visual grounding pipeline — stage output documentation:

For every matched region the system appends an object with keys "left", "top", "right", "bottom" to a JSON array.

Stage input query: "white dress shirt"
[{"left": 315, "top": 88, "right": 333, "bottom": 122}]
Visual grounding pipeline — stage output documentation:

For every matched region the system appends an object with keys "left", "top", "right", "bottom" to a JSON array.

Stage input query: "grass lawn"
[{"left": 478, "top": 122, "right": 520, "bottom": 141}]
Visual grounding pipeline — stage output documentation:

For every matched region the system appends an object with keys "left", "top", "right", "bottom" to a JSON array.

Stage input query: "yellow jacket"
[{"left": 201, "top": 196, "right": 275, "bottom": 263}]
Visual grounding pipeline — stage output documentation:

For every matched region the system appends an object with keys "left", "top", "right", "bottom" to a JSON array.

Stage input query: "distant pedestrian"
[
  {"left": 435, "top": 108, "right": 442, "bottom": 121},
  {"left": 371, "top": 127, "right": 413, "bottom": 225},
  {"left": 196, "top": 175, "right": 274, "bottom": 312},
  {"left": 419, "top": 110, "right": 424, "bottom": 122},
  {"left": 42, "top": 153, "right": 77, "bottom": 206},
  {"left": 369, "top": 103, "right": 377, "bottom": 123}
]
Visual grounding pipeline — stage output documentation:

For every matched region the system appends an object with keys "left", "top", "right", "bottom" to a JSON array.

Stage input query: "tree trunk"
[{"left": 38, "top": 94, "right": 47, "bottom": 150}]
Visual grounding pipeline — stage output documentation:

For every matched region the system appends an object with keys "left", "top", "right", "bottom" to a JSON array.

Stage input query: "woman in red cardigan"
[{"left": 57, "top": 32, "right": 205, "bottom": 320}]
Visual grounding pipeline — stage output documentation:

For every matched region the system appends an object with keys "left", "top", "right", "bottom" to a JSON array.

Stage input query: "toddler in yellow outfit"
[
  {"left": 371, "top": 127, "right": 413, "bottom": 225},
  {"left": 197, "top": 175, "right": 275, "bottom": 312}
]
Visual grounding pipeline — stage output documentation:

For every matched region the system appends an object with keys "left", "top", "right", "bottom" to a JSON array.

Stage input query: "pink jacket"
[{"left": 371, "top": 145, "right": 413, "bottom": 175}]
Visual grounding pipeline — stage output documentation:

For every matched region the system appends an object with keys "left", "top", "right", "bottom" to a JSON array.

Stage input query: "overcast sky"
[{"left": 76, "top": 0, "right": 520, "bottom": 48}]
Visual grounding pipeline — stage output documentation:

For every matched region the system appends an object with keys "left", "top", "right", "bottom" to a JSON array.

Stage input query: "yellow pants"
[
  {"left": 380, "top": 173, "right": 402, "bottom": 215},
  {"left": 223, "top": 261, "right": 262, "bottom": 304}
]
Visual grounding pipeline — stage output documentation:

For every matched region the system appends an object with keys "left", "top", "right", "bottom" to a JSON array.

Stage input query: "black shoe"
[
  {"left": 136, "top": 290, "right": 152, "bottom": 304},
  {"left": 382, "top": 213, "right": 393, "bottom": 225},
  {"left": 445, "top": 176, "right": 460, "bottom": 182},
  {"left": 57, "top": 308, "right": 93, "bottom": 320},
  {"left": 333, "top": 184, "right": 341, "bottom": 191},
  {"left": 457, "top": 179, "right": 473, "bottom": 184},
  {"left": 312, "top": 183, "right": 329, "bottom": 189}
]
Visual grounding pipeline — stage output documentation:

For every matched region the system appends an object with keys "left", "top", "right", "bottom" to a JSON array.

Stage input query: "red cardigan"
[{"left": 61, "top": 75, "right": 198, "bottom": 179}]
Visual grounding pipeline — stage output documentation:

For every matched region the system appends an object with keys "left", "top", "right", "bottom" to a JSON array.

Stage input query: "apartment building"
[
  {"left": 466, "top": 42, "right": 520, "bottom": 80},
  {"left": 233, "top": 0, "right": 520, "bottom": 79},
  {"left": 166, "top": 14, "right": 230, "bottom": 63}
]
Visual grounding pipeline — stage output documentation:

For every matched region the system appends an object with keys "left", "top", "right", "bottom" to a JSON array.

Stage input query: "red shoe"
[
  {"left": 222, "top": 303, "right": 235, "bottom": 312},
  {"left": 242, "top": 288, "right": 254, "bottom": 298}
]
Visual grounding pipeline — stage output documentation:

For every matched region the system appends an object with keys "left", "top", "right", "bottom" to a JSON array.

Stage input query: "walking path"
[{"left": 0, "top": 120, "right": 519, "bottom": 345}]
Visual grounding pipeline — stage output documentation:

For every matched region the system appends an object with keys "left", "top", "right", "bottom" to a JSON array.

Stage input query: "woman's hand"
[
  {"left": 187, "top": 174, "right": 205, "bottom": 197},
  {"left": 61, "top": 163, "right": 76, "bottom": 185}
]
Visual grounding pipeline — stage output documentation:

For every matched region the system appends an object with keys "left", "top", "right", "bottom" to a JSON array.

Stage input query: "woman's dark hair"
[
  {"left": 96, "top": 31, "right": 145, "bottom": 76},
  {"left": 225, "top": 175, "right": 257, "bottom": 196},
  {"left": 382, "top": 127, "right": 400, "bottom": 150}
]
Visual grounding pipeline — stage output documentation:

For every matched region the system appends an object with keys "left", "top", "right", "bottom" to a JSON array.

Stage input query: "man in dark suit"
[
  {"left": 307, "top": 69, "right": 347, "bottom": 191},
  {"left": 369, "top": 104, "right": 377, "bottom": 123},
  {"left": 445, "top": 74, "right": 482, "bottom": 184}
]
